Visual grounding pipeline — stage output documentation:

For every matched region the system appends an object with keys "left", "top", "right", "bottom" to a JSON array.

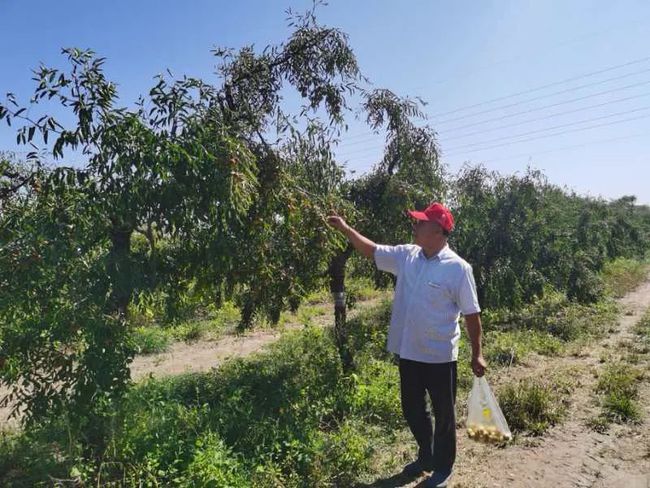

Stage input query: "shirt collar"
[{"left": 419, "top": 244, "right": 450, "bottom": 261}]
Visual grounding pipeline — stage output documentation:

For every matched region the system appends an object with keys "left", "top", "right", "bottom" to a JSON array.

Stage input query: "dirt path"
[
  {"left": 404, "top": 280, "right": 650, "bottom": 488},
  {"left": 0, "top": 295, "right": 386, "bottom": 430},
  {"left": 2, "top": 282, "right": 649, "bottom": 486},
  {"left": 130, "top": 295, "right": 384, "bottom": 381}
]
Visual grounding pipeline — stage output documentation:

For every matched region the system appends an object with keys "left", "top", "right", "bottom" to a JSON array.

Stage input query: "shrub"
[
  {"left": 171, "top": 321, "right": 208, "bottom": 343},
  {"left": 484, "top": 289, "right": 618, "bottom": 342},
  {"left": 484, "top": 330, "right": 562, "bottom": 366},
  {"left": 315, "top": 420, "right": 373, "bottom": 486},
  {"left": 595, "top": 363, "right": 643, "bottom": 424},
  {"left": 634, "top": 307, "right": 650, "bottom": 348},
  {"left": 601, "top": 258, "right": 648, "bottom": 298},
  {"left": 349, "top": 357, "right": 402, "bottom": 429},
  {"left": 186, "top": 432, "right": 248, "bottom": 487},
  {"left": 130, "top": 326, "right": 171, "bottom": 354},
  {"left": 498, "top": 378, "right": 568, "bottom": 435}
]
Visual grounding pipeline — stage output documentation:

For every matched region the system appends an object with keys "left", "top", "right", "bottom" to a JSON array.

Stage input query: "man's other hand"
[
  {"left": 471, "top": 355, "right": 487, "bottom": 377},
  {"left": 327, "top": 215, "right": 349, "bottom": 232}
]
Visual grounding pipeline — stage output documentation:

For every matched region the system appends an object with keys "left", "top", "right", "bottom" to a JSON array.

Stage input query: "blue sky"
[{"left": 2, "top": 0, "right": 650, "bottom": 203}]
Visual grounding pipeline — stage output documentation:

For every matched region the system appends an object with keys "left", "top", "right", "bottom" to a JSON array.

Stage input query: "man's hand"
[
  {"left": 471, "top": 355, "right": 487, "bottom": 377},
  {"left": 327, "top": 214, "right": 349, "bottom": 233},
  {"left": 326, "top": 214, "right": 376, "bottom": 259}
]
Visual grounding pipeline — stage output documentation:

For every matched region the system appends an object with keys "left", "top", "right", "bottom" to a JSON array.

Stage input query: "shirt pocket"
[{"left": 425, "top": 281, "right": 450, "bottom": 306}]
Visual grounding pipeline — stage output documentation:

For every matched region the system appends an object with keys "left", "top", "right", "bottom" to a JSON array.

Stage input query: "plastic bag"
[{"left": 466, "top": 375, "right": 512, "bottom": 444}]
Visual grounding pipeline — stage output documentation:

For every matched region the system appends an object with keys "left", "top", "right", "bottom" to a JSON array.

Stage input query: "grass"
[
  {"left": 591, "top": 305, "right": 649, "bottom": 429},
  {"left": 304, "top": 277, "right": 383, "bottom": 307},
  {"left": 171, "top": 302, "right": 240, "bottom": 342},
  {"left": 633, "top": 306, "right": 650, "bottom": 353},
  {"left": 482, "top": 288, "right": 618, "bottom": 342},
  {"left": 497, "top": 376, "right": 571, "bottom": 436},
  {"left": 171, "top": 321, "right": 207, "bottom": 343},
  {"left": 2, "top": 257, "right": 647, "bottom": 486},
  {"left": 303, "top": 287, "right": 331, "bottom": 306},
  {"left": 130, "top": 325, "right": 171, "bottom": 354},
  {"left": 129, "top": 280, "right": 384, "bottom": 356},
  {"left": 296, "top": 304, "right": 325, "bottom": 327},
  {"left": 129, "top": 299, "right": 241, "bottom": 353},
  {"left": 593, "top": 362, "right": 643, "bottom": 425},
  {"left": 0, "top": 302, "right": 399, "bottom": 487},
  {"left": 348, "top": 356, "right": 402, "bottom": 429},
  {"left": 601, "top": 257, "right": 649, "bottom": 298},
  {"left": 346, "top": 277, "right": 384, "bottom": 308},
  {"left": 483, "top": 329, "right": 563, "bottom": 366}
]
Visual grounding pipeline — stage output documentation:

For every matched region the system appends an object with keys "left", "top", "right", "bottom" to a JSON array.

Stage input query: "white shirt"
[{"left": 374, "top": 243, "right": 481, "bottom": 363}]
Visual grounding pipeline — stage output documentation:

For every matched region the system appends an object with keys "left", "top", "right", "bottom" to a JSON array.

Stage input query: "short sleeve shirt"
[{"left": 374, "top": 244, "right": 481, "bottom": 363}]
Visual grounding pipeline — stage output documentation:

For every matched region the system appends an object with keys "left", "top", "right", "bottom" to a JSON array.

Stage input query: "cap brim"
[{"left": 407, "top": 210, "right": 429, "bottom": 221}]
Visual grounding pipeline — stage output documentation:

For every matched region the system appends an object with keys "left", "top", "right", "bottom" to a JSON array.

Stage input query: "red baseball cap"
[{"left": 407, "top": 202, "right": 455, "bottom": 233}]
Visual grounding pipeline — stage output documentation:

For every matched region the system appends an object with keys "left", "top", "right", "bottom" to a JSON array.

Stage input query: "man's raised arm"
[{"left": 327, "top": 215, "right": 377, "bottom": 259}]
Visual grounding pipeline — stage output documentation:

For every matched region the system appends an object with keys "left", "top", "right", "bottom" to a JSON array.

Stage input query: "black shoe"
[
  {"left": 424, "top": 470, "right": 453, "bottom": 487},
  {"left": 401, "top": 458, "right": 434, "bottom": 477}
]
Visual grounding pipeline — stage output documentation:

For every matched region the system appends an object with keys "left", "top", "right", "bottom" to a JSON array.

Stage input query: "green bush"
[
  {"left": 595, "top": 363, "right": 643, "bottom": 424},
  {"left": 483, "top": 289, "right": 618, "bottom": 342},
  {"left": 602, "top": 258, "right": 648, "bottom": 298},
  {"left": 171, "top": 321, "right": 208, "bottom": 343},
  {"left": 303, "top": 287, "right": 331, "bottom": 306},
  {"left": 634, "top": 307, "right": 650, "bottom": 349},
  {"left": 0, "top": 427, "right": 74, "bottom": 486},
  {"left": 484, "top": 330, "right": 562, "bottom": 366},
  {"left": 186, "top": 432, "right": 248, "bottom": 487},
  {"left": 498, "top": 379, "right": 568, "bottom": 435},
  {"left": 315, "top": 420, "right": 373, "bottom": 486},
  {"left": 346, "top": 277, "right": 382, "bottom": 309},
  {"left": 211, "top": 301, "right": 241, "bottom": 330},
  {"left": 130, "top": 325, "right": 171, "bottom": 354},
  {"left": 2, "top": 287, "right": 644, "bottom": 486},
  {"left": 346, "top": 297, "right": 393, "bottom": 362},
  {"left": 87, "top": 327, "right": 350, "bottom": 486},
  {"left": 349, "top": 357, "right": 402, "bottom": 429}
]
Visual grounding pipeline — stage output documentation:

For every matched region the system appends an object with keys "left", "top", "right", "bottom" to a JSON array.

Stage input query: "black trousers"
[{"left": 398, "top": 358, "right": 457, "bottom": 473}]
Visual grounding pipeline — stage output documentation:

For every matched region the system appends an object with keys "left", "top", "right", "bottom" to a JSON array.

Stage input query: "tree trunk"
[
  {"left": 107, "top": 224, "right": 133, "bottom": 319},
  {"left": 80, "top": 222, "right": 134, "bottom": 457},
  {"left": 329, "top": 246, "right": 353, "bottom": 372}
]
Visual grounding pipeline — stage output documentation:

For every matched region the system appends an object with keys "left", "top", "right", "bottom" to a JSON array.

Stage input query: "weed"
[
  {"left": 595, "top": 363, "right": 643, "bottom": 424},
  {"left": 498, "top": 378, "right": 569, "bottom": 435},
  {"left": 130, "top": 326, "right": 171, "bottom": 354},
  {"left": 484, "top": 330, "right": 562, "bottom": 366},
  {"left": 601, "top": 258, "right": 648, "bottom": 298}
]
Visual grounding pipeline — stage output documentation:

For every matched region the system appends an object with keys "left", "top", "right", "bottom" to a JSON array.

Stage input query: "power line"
[
  {"left": 336, "top": 83, "right": 650, "bottom": 153},
  {"left": 338, "top": 54, "right": 650, "bottom": 144},
  {"left": 336, "top": 73, "right": 650, "bottom": 151},
  {"left": 429, "top": 56, "right": 650, "bottom": 118},
  {"left": 438, "top": 78, "right": 650, "bottom": 133},
  {"left": 443, "top": 105, "right": 650, "bottom": 153},
  {"left": 449, "top": 131, "right": 648, "bottom": 166},
  {"left": 445, "top": 112, "right": 650, "bottom": 157},
  {"left": 348, "top": 129, "right": 649, "bottom": 177},
  {"left": 337, "top": 107, "right": 650, "bottom": 162},
  {"left": 335, "top": 82, "right": 650, "bottom": 159},
  {"left": 433, "top": 65, "right": 650, "bottom": 125},
  {"left": 439, "top": 91, "right": 650, "bottom": 142}
]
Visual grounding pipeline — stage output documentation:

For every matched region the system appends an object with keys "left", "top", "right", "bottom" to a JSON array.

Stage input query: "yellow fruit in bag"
[{"left": 466, "top": 376, "right": 512, "bottom": 444}]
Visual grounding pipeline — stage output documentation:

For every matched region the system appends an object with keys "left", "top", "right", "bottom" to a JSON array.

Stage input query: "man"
[{"left": 327, "top": 202, "right": 487, "bottom": 488}]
